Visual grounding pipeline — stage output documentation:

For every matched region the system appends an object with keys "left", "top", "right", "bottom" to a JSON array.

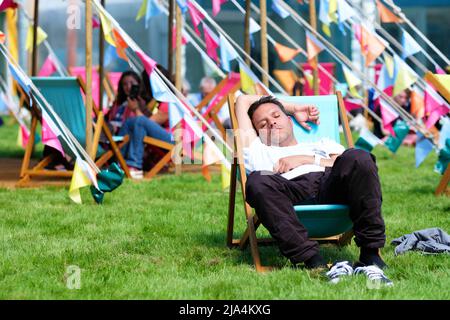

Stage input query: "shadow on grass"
[{"left": 191, "top": 229, "right": 358, "bottom": 270}]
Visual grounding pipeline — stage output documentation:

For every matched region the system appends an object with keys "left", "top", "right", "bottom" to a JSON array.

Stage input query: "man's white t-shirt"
[{"left": 243, "top": 138, "right": 345, "bottom": 180}]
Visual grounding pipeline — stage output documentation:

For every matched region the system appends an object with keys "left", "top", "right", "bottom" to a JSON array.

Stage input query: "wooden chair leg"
[
  {"left": 226, "top": 161, "right": 238, "bottom": 248},
  {"left": 144, "top": 151, "right": 173, "bottom": 179},
  {"left": 435, "top": 165, "right": 450, "bottom": 196}
]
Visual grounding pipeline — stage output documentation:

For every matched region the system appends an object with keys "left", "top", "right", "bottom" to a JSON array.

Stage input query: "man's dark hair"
[{"left": 248, "top": 95, "right": 288, "bottom": 121}]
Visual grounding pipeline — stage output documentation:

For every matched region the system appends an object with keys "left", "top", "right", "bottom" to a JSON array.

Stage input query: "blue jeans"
[{"left": 118, "top": 116, "right": 173, "bottom": 169}]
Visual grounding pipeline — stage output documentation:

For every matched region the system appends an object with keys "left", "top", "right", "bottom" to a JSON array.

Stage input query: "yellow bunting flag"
[
  {"left": 383, "top": 52, "right": 394, "bottom": 78},
  {"left": 136, "top": 0, "right": 148, "bottom": 21},
  {"left": 98, "top": 10, "right": 115, "bottom": 46},
  {"left": 304, "top": 70, "right": 314, "bottom": 89},
  {"left": 328, "top": 0, "right": 338, "bottom": 23},
  {"left": 342, "top": 65, "right": 363, "bottom": 99},
  {"left": 376, "top": 0, "right": 403, "bottom": 23},
  {"left": 434, "top": 74, "right": 450, "bottom": 89},
  {"left": 221, "top": 163, "right": 231, "bottom": 190},
  {"left": 69, "top": 159, "right": 92, "bottom": 204},
  {"left": 25, "top": 26, "right": 47, "bottom": 51},
  {"left": 239, "top": 63, "right": 256, "bottom": 94},
  {"left": 393, "top": 60, "right": 417, "bottom": 97},
  {"left": 274, "top": 42, "right": 302, "bottom": 63}
]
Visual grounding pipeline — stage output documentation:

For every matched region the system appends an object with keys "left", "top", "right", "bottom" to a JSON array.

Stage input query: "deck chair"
[
  {"left": 226, "top": 92, "right": 355, "bottom": 272},
  {"left": 18, "top": 76, "right": 131, "bottom": 186},
  {"left": 424, "top": 72, "right": 450, "bottom": 196},
  {"left": 143, "top": 74, "right": 241, "bottom": 178}
]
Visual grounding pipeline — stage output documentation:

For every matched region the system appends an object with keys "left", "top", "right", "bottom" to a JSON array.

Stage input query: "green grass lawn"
[{"left": 0, "top": 116, "right": 449, "bottom": 299}]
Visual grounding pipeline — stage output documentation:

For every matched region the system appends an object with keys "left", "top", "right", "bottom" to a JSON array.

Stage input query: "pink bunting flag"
[
  {"left": 0, "top": 0, "right": 18, "bottom": 11},
  {"left": 135, "top": 49, "right": 157, "bottom": 75},
  {"left": 424, "top": 84, "right": 449, "bottom": 129},
  {"left": 187, "top": 1, "right": 205, "bottom": 36},
  {"left": 20, "top": 125, "right": 30, "bottom": 149},
  {"left": 212, "top": 0, "right": 227, "bottom": 16},
  {"left": 92, "top": 15, "right": 100, "bottom": 29},
  {"left": 38, "top": 55, "right": 57, "bottom": 77},
  {"left": 435, "top": 65, "right": 446, "bottom": 75},
  {"left": 380, "top": 98, "right": 399, "bottom": 136},
  {"left": 42, "top": 117, "right": 65, "bottom": 156},
  {"left": 172, "top": 26, "right": 188, "bottom": 51},
  {"left": 203, "top": 23, "right": 219, "bottom": 63},
  {"left": 69, "top": 66, "right": 101, "bottom": 108},
  {"left": 344, "top": 98, "right": 364, "bottom": 112}
]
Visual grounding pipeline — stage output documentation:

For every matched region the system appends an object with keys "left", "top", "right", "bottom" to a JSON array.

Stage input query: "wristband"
[{"left": 314, "top": 154, "right": 321, "bottom": 166}]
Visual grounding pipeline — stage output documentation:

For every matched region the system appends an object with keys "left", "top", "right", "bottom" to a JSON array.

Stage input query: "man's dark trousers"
[{"left": 245, "top": 148, "right": 386, "bottom": 265}]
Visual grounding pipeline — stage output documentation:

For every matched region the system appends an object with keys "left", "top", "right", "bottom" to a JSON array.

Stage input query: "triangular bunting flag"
[
  {"left": 274, "top": 42, "right": 302, "bottom": 63},
  {"left": 415, "top": 132, "right": 434, "bottom": 167},
  {"left": 376, "top": 0, "right": 403, "bottom": 23},
  {"left": 25, "top": 26, "right": 48, "bottom": 51}
]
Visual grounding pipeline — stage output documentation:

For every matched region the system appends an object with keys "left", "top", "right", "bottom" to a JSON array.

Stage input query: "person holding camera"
[{"left": 108, "top": 70, "right": 172, "bottom": 179}]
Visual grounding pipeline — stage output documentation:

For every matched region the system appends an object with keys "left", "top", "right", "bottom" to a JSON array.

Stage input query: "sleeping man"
[{"left": 235, "top": 95, "right": 392, "bottom": 285}]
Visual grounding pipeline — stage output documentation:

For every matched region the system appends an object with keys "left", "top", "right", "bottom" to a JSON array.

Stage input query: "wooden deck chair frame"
[
  {"left": 17, "top": 76, "right": 131, "bottom": 186},
  {"left": 226, "top": 91, "right": 354, "bottom": 272}
]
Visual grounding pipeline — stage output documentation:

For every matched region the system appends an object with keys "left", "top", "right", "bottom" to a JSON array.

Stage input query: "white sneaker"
[
  {"left": 129, "top": 168, "right": 144, "bottom": 180},
  {"left": 326, "top": 261, "right": 354, "bottom": 284},
  {"left": 354, "top": 265, "right": 394, "bottom": 287}
]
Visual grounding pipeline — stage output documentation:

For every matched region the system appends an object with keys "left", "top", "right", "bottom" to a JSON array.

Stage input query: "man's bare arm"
[
  {"left": 234, "top": 95, "right": 264, "bottom": 148},
  {"left": 234, "top": 95, "right": 321, "bottom": 148}
]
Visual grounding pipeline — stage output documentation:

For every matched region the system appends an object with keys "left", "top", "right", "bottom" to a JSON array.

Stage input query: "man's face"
[{"left": 251, "top": 103, "right": 294, "bottom": 146}]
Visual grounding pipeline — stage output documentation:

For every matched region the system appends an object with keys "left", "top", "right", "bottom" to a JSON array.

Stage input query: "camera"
[{"left": 129, "top": 84, "right": 140, "bottom": 100}]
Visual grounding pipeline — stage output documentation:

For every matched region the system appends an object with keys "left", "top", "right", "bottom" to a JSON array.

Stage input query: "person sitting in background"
[{"left": 108, "top": 68, "right": 173, "bottom": 179}]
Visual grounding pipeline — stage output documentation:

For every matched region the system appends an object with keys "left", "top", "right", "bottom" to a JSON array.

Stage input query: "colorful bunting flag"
[
  {"left": 145, "top": 0, "right": 163, "bottom": 28},
  {"left": 355, "top": 127, "right": 383, "bottom": 152},
  {"left": 274, "top": 42, "right": 301, "bottom": 63},
  {"left": 319, "top": 0, "right": 331, "bottom": 37},
  {"left": 424, "top": 84, "right": 449, "bottom": 129},
  {"left": 439, "top": 117, "right": 450, "bottom": 150},
  {"left": 342, "top": 64, "right": 363, "bottom": 99},
  {"left": 203, "top": 23, "right": 220, "bottom": 63},
  {"left": 221, "top": 163, "right": 231, "bottom": 190},
  {"left": 219, "top": 33, "right": 239, "bottom": 72},
  {"left": 25, "top": 26, "right": 48, "bottom": 51},
  {"left": 393, "top": 55, "right": 418, "bottom": 97},
  {"left": 271, "top": 0, "right": 290, "bottom": 19},
  {"left": 0, "top": 0, "right": 18, "bottom": 12},
  {"left": 0, "top": 31, "right": 5, "bottom": 44},
  {"left": 172, "top": 26, "right": 189, "bottom": 51},
  {"left": 379, "top": 98, "right": 399, "bottom": 136},
  {"left": 92, "top": 15, "right": 101, "bottom": 29},
  {"left": 187, "top": 0, "right": 205, "bottom": 36},
  {"left": 18, "top": 124, "right": 30, "bottom": 149},
  {"left": 401, "top": 29, "right": 421, "bottom": 59},
  {"left": 42, "top": 113, "right": 65, "bottom": 157},
  {"left": 249, "top": 18, "right": 261, "bottom": 34},
  {"left": 376, "top": 0, "right": 402, "bottom": 23},
  {"left": 434, "top": 138, "right": 450, "bottom": 175},
  {"left": 384, "top": 119, "right": 409, "bottom": 153},
  {"left": 306, "top": 31, "right": 325, "bottom": 68},
  {"left": 169, "top": 102, "right": 185, "bottom": 129},
  {"left": 136, "top": 0, "right": 148, "bottom": 21},
  {"left": 38, "top": 55, "right": 58, "bottom": 77},
  {"left": 239, "top": 61, "right": 258, "bottom": 94},
  {"left": 150, "top": 71, "right": 177, "bottom": 103},
  {"left": 135, "top": 49, "right": 157, "bottom": 75},
  {"left": 410, "top": 88, "right": 425, "bottom": 119},
  {"left": 328, "top": 0, "right": 338, "bottom": 23},
  {"left": 212, "top": 0, "right": 227, "bottom": 16},
  {"left": 177, "top": 0, "right": 188, "bottom": 13},
  {"left": 415, "top": 132, "right": 434, "bottom": 168},
  {"left": 69, "top": 158, "right": 94, "bottom": 204},
  {"left": 112, "top": 28, "right": 129, "bottom": 61},
  {"left": 337, "top": 0, "right": 356, "bottom": 25}
]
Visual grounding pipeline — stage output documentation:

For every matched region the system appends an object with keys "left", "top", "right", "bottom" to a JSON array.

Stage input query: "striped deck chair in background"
[{"left": 18, "top": 76, "right": 131, "bottom": 186}]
